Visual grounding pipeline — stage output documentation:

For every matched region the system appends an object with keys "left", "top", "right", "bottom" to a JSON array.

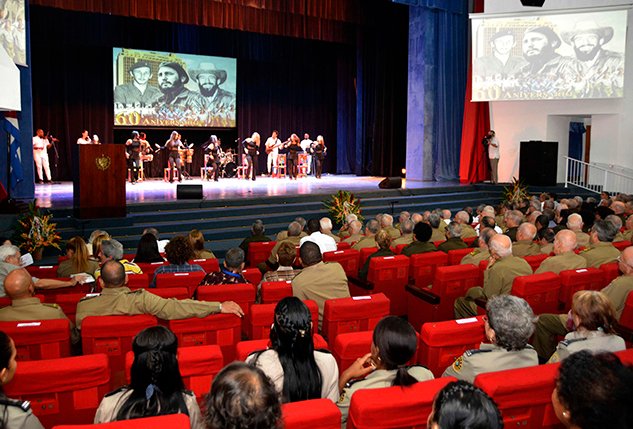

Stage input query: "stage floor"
[{"left": 34, "top": 174, "right": 460, "bottom": 209}]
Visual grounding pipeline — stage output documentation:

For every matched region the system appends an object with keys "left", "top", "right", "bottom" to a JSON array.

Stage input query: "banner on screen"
[
  {"left": 113, "top": 48, "right": 236, "bottom": 128},
  {"left": 471, "top": 9, "right": 627, "bottom": 101}
]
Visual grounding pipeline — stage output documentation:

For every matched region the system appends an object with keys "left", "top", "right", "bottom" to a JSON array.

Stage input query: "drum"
[{"left": 223, "top": 162, "right": 237, "bottom": 178}]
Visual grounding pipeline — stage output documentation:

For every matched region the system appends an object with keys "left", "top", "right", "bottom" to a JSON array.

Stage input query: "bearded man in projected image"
[
  {"left": 156, "top": 61, "right": 207, "bottom": 113},
  {"left": 562, "top": 21, "right": 624, "bottom": 98},
  {"left": 191, "top": 62, "right": 236, "bottom": 121},
  {"left": 474, "top": 29, "right": 527, "bottom": 79},
  {"left": 114, "top": 61, "right": 161, "bottom": 108}
]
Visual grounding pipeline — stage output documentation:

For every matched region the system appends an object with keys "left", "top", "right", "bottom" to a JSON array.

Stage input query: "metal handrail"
[{"left": 564, "top": 156, "right": 633, "bottom": 195}]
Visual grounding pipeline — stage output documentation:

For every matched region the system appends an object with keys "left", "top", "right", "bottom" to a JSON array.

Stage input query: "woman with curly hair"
[
  {"left": 57, "top": 236, "right": 99, "bottom": 277},
  {"left": 94, "top": 326, "right": 203, "bottom": 428},
  {"left": 150, "top": 236, "right": 204, "bottom": 287},
  {"left": 428, "top": 380, "right": 503, "bottom": 429}
]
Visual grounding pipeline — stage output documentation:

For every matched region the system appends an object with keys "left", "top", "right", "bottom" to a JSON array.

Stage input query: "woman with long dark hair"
[
  {"left": 94, "top": 326, "right": 203, "bottom": 428},
  {"left": 428, "top": 380, "right": 503, "bottom": 429},
  {"left": 337, "top": 316, "right": 434, "bottom": 424},
  {"left": 0, "top": 331, "right": 44, "bottom": 429},
  {"left": 248, "top": 297, "right": 338, "bottom": 403},
  {"left": 57, "top": 236, "right": 100, "bottom": 277},
  {"left": 133, "top": 233, "right": 165, "bottom": 264}
]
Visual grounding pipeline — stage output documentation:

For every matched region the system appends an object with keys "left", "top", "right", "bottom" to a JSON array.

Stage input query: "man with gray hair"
[
  {"left": 392, "top": 219, "right": 415, "bottom": 247},
  {"left": 579, "top": 219, "right": 620, "bottom": 268},
  {"left": 623, "top": 215, "right": 633, "bottom": 242},
  {"left": 605, "top": 214, "right": 625, "bottom": 242},
  {"left": 429, "top": 213, "right": 446, "bottom": 242},
  {"left": 503, "top": 210, "right": 523, "bottom": 242},
  {"left": 238, "top": 220, "right": 271, "bottom": 259},
  {"left": 380, "top": 214, "right": 401, "bottom": 239},
  {"left": 437, "top": 222, "right": 468, "bottom": 253},
  {"left": 263, "top": 221, "right": 304, "bottom": 272},
  {"left": 200, "top": 248, "right": 247, "bottom": 285},
  {"left": 319, "top": 217, "right": 341, "bottom": 243},
  {"left": 397, "top": 211, "right": 411, "bottom": 228},
  {"left": 454, "top": 234, "right": 532, "bottom": 318},
  {"left": 461, "top": 228, "right": 497, "bottom": 265},
  {"left": 352, "top": 219, "right": 380, "bottom": 250},
  {"left": 535, "top": 230, "right": 586, "bottom": 274},
  {"left": 338, "top": 213, "right": 358, "bottom": 240},
  {"left": 94, "top": 239, "right": 142, "bottom": 279},
  {"left": 342, "top": 220, "right": 363, "bottom": 245},
  {"left": 512, "top": 223, "right": 541, "bottom": 257},
  {"left": 566, "top": 213, "right": 590, "bottom": 248},
  {"left": 455, "top": 211, "right": 477, "bottom": 239},
  {"left": 276, "top": 217, "right": 308, "bottom": 241}
]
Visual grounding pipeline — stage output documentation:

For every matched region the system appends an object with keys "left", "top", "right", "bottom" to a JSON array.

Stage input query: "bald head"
[
  {"left": 517, "top": 223, "right": 537, "bottom": 241},
  {"left": 349, "top": 220, "right": 362, "bottom": 235},
  {"left": 455, "top": 211, "right": 469, "bottom": 224},
  {"left": 489, "top": 234, "right": 512, "bottom": 259},
  {"left": 3, "top": 268, "right": 35, "bottom": 300},
  {"left": 620, "top": 247, "right": 633, "bottom": 275},
  {"left": 98, "top": 260, "right": 127, "bottom": 288},
  {"left": 566, "top": 213, "right": 583, "bottom": 231},
  {"left": 554, "top": 230, "right": 577, "bottom": 254}
]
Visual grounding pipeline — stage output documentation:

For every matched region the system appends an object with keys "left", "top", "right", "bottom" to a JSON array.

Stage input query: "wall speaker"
[
  {"left": 519, "top": 141, "right": 558, "bottom": 186},
  {"left": 378, "top": 177, "right": 402, "bottom": 189},
  {"left": 177, "top": 184, "right": 203, "bottom": 199},
  {"left": 520, "top": 0, "right": 545, "bottom": 6}
]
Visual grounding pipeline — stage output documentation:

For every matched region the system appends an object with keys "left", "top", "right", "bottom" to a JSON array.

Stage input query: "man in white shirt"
[
  {"left": 300, "top": 219, "right": 337, "bottom": 255},
  {"left": 300, "top": 133, "right": 313, "bottom": 175},
  {"left": 265, "top": 130, "right": 282, "bottom": 176},
  {"left": 486, "top": 130, "right": 500, "bottom": 184},
  {"left": 32, "top": 129, "right": 51, "bottom": 184}
]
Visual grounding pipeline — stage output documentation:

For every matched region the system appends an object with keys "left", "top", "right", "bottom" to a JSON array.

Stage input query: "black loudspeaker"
[
  {"left": 378, "top": 177, "right": 402, "bottom": 189},
  {"left": 519, "top": 141, "right": 558, "bottom": 186},
  {"left": 521, "top": 0, "right": 546, "bottom": 6},
  {"left": 177, "top": 184, "right": 203, "bottom": 199}
]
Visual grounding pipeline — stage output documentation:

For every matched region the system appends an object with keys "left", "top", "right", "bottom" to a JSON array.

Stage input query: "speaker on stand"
[
  {"left": 378, "top": 177, "right": 402, "bottom": 189},
  {"left": 177, "top": 184, "right": 203, "bottom": 199}
]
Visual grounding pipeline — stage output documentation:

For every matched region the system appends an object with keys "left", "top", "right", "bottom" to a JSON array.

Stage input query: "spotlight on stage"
[
  {"left": 401, "top": 168, "right": 406, "bottom": 176},
  {"left": 520, "top": 0, "right": 545, "bottom": 6}
]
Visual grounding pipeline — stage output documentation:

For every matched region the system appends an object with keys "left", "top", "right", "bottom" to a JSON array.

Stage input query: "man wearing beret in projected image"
[
  {"left": 561, "top": 21, "right": 624, "bottom": 98},
  {"left": 518, "top": 26, "right": 581, "bottom": 84},
  {"left": 191, "top": 62, "right": 236, "bottom": 119},
  {"left": 474, "top": 29, "right": 527, "bottom": 79},
  {"left": 156, "top": 61, "right": 207, "bottom": 112},
  {"left": 114, "top": 60, "right": 162, "bottom": 108}
]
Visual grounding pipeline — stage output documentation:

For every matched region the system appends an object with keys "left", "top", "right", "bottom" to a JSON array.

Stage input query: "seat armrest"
[
  {"left": 348, "top": 276, "right": 374, "bottom": 291},
  {"left": 474, "top": 297, "right": 488, "bottom": 309},
  {"left": 405, "top": 284, "right": 440, "bottom": 305}
]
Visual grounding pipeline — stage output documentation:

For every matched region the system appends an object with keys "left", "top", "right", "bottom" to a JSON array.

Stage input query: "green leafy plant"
[
  {"left": 15, "top": 202, "right": 62, "bottom": 254},
  {"left": 502, "top": 177, "right": 530, "bottom": 206},
  {"left": 324, "top": 190, "right": 364, "bottom": 227}
]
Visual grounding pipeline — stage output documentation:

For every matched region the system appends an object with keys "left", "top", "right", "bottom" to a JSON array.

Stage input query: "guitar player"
[{"left": 265, "top": 130, "right": 284, "bottom": 176}]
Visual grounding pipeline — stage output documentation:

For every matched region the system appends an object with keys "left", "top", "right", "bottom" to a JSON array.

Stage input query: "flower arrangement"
[
  {"left": 324, "top": 190, "right": 364, "bottom": 227},
  {"left": 502, "top": 177, "right": 530, "bottom": 206},
  {"left": 15, "top": 202, "right": 62, "bottom": 254}
]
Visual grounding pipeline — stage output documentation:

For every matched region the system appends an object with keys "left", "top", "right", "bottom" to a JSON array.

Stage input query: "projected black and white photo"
[
  {"left": 113, "top": 48, "right": 237, "bottom": 128},
  {"left": 471, "top": 9, "right": 627, "bottom": 101},
  {"left": 0, "top": 0, "right": 26, "bottom": 65}
]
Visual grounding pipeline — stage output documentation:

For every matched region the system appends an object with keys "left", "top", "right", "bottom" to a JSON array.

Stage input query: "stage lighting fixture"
[{"left": 520, "top": 0, "right": 545, "bottom": 6}]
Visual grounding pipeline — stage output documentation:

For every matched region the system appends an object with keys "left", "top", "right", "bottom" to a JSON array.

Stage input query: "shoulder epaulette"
[
  {"left": 560, "top": 337, "right": 588, "bottom": 347},
  {"left": 104, "top": 386, "right": 128, "bottom": 397},
  {"left": 127, "top": 289, "right": 144, "bottom": 294},
  {"left": 79, "top": 294, "right": 100, "bottom": 302},
  {"left": 42, "top": 302, "right": 61, "bottom": 309},
  {"left": 465, "top": 348, "right": 493, "bottom": 357},
  {"left": 0, "top": 397, "right": 30, "bottom": 412},
  {"left": 345, "top": 378, "right": 365, "bottom": 389}
]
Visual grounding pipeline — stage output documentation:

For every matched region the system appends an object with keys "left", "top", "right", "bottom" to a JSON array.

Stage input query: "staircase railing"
[{"left": 564, "top": 156, "right": 633, "bottom": 195}]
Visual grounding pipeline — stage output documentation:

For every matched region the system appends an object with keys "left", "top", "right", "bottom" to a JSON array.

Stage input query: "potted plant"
[
  {"left": 15, "top": 202, "right": 62, "bottom": 260},
  {"left": 324, "top": 190, "right": 364, "bottom": 228}
]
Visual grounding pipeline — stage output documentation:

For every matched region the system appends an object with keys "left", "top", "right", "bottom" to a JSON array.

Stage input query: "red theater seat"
[
  {"left": 235, "top": 334, "right": 329, "bottom": 361},
  {"left": 448, "top": 248, "right": 474, "bottom": 265},
  {"left": 392, "top": 243, "right": 408, "bottom": 255},
  {"left": 475, "top": 363, "right": 561, "bottom": 429},
  {"left": 616, "top": 348, "right": 633, "bottom": 364},
  {"left": 135, "top": 261, "right": 166, "bottom": 279},
  {"left": 260, "top": 280, "right": 293, "bottom": 304},
  {"left": 323, "top": 249, "right": 360, "bottom": 278},
  {"left": 350, "top": 255, "right": 409, "bottom": 316},
  {"left": 619, "top": 291, "right": 633, "bottom": 331},
  {"left": 332, "top": 331, "right": 373, "bottom": 371},
  {"left": 0, "top": 319, "right": 71, "bottom": 361},
  {"left": 37, "top": 282, "right": 91, "bottom": 304},
  {"left": 512, "top": 272, "right": 561, "bottom": 315},
  {"left": 358, "top": 247, "right": 377, "bottom": 267},
  {"left": 418, "top": 316, "right": 486, "bottom": 377},
  {"left": 599, "top": 262, "right": 621, "bottom": 286},
  {"left": 337, "top": 241, "right": 351, "bottom": 250},
  {"left": 242, "top": 267, "right": 263, "bottom": 286},
  {"left": 559, "top": 267, "right": 604, "bottom": 311},
  {"left": 6, "top": 354, "right": 110, "bottom": 428},
  {"left": 53, "top": 293, "right": 87, "bottom": 324},
  {"left": 126, "top": 272, "right": 150, "bottom": 289},
  {"left": 246, "top": 300, "right": 319, "bottom": 340},
  {"left": 197, "top": 283, "right": 256, "bottom": 331},
  {"left": 26, "top": 264, "right": 59, "bottom": 279},
  {"left": 463, "top": 236, "right": 477, "bottom": 246},
  {"left": 155, "top": 271, "right": 205, "bottom": 296},
  {"left": 409, "top": 251, "right": 449, "bottom": 288},
  {"left": 524, "top": 253, "right": 550, "bottom": 272},
  {"left": 613, "top": 240, "right": 631, "bottom": 251},
  {"left": 81, "top": 314, "right": 157, "bottom": 388},
  {"left": 283, "top": 399, "right": 341, "bottom": 429},
  {"left": 346, "top": 377, "right": 457, "bottom": 429},
  {"left": 190, "top": 258, "right": 220, "bottom": 273},
  {"left": 322, "top": 293, "right": 390, "bottom": 343},
  {"left": 248, "top": 241, "right": 276, "bottom": 267},
  {"left": 52, "top": 414, "right": 190, "bottom": 429},
  {"left": 167, "top": 314, "right": 241, "bottom": 361},
  {"left": 406, "top": 264, "right": 481, "bottom": 329}
]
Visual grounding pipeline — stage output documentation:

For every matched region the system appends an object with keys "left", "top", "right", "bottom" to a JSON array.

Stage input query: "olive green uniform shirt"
[
  {"left": 430, "top": 228, "right": 445, "bottom": 243},
  {"left": 622, "top": 229, "right": 633, "bottom": 242},
  {"left": 483, "top": 256, "right": 532, "bottom": 297},
  {"left": 460, "top": 249, "right": 490, "bottom": 266},
  {"left": 460, "top": 224, "right": 478, "bottom": 239},
  {"left": 512, "top": 240, "right": 541, "bottom": 257},
  {"left": 579, "top": 242, "right": 620, "bottom": 268},
  {"left": 437, "top": 238, "right": 468, "bottom": 253},
  {"left": 57, "top": 259, "right": 100, "bottom": 277},
  {"left": 548, "top": 330, "right": 625, "bottom": 363},
  {"left": 384, "top": 226, "right": 401, "bottom": 239},
  {"left": 391, "top": 233, "right": 414, "bottom": 247},
  {"left": 343, "top": 233, "right": 363, "bottom": 245},
  {"left": 534, "top": 252, "right": 587, "bottom": 275},
  {"left": 573, "top": 231, "right": 591, "bottom": 248},
  {"left": 401, "top": 241, "right": 437, "bottom": 257},
  {"left": 267, "top": 236, "right": 302, "bottom": 264},
  {"left": 540, "top": 243, "right": 554, "bottom": 255},
  {"left": 601, "top": 275, "right": 633, "bottom": 319},
  {"left": 352, "top": 236, "right": 378, "bottom": 251},
  {"left": 276, "top": 230, "right": 308, "bottom": 241}
]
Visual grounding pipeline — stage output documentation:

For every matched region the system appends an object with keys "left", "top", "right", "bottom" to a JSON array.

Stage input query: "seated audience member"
[
  {"left": 0, "top": 244, "right": 84, "bottom": 296},
  {"left": 579, "top": 220, "right": 620, "bottom": 268},
  {"left": 0, "top": 331, "right": 45, "bottom": 429},
  {"left": 454, "top": 211, "right": 477, "bottom": 239},
  {"left": 57, "top": 236, "right": 100, "bottom": 277},
  {"left": 319, "top": 217, "right": 341, "bottom": 243},
  {"left": 238, "top": 220, "right": 271, "bottom": 259},
  {"left": 276, "top": 217, "right": 308, "bottom": 241},
  {"left": 342, "top": 220, "right": 363, "bottom": 245},
  {"left": 199, "top": 248, "right": 247, "bottom": 286},
  {"left": 359, "top": 230, "right": 394, "bottom": 280},
  {"left": 535, "top": 230, "right": 586, "bottom": 274},
  {"left": 412, "top": 212, "right": 424, "bottom": 224},
  {"left": 338, "top": 213, "right": 359, "bottom": 240},
  {"left": 441, "top": 209, "right": 452, "bottom": 226},
  {"left": 503, "top": 210, "right": 523, "bottom": 241},
  {"left": 133, "top": 233, "right": 164, "bottom": 263},
  {"left": 427, "top": 380, "right": 503, "bottom": 429},
  {"left": 248, "top": 297, "right": 338, "bottom": 402},
  {"left": 76, "top": 260, "right": 243, "bottom": 329},
  {"left": 552, "top": 351, "right": 632, "bottom": 429},
  {"left": 94, "top": 239, "right": 143, "bottom": 279},
  {"left": 396, "top": 211, "right": 411, "bottom": 228},
  {"left": 444, "top": 295, "right": 538, "bottom": 382},
  {"left": 429, "top": 213, "right": 446, "bottom": 242},
  {"left": 512, "top": 223, "right": 541, "bottom": 257},
  {"left": 477, "top": 214, "right": 502, "bottom": 234},
  {"left": 94, "top": 326, "right": 203, "bottom": 428},
  {"left": 259, "top": 242, "right": 301, "bottom": 285},
  {"left": 454, "top": 235, "right": 531, "bottom": 318},
  {"left": 392, "top": 219, "right": 415, "bottom": 246},
  {"left": 87, "top": 229, "right": 108, "bottom": 257},
  {"left": 548, "top": 291, "right": 625, "bottom": 363},
  {"left": 204, "top": 362, "right": 281, "bottom": 429},
  {"left": 292, "top": 242, "right": 349, "bottom": 329},
  {"left": 566, "top": 213, "right": 590, "bottom": 248},
  {"left": 605, "top": 214, "right": 626, "bottom": 242},
  {"left": 188, "top": 229, "right": 216, "bottom": 260},
  {"left": 380, "top": 214, "right": 401, "bottom": 239},
  {"left": 337, "top": 316, "right": 434, "bottom": 424},
  {"left": 437, "top": 222, "right": 468, "bottom": 253},
  {"left": 534, "top": 214, "right": 549, "bottom": 231},
  {"left": 461, "top": 228, "right": 496, "bottom": 265},
  {"left": 352, "top": 219, "right": 380, "bottom": 250},
  {"left": 402, "top": 222, "right": 436, "bottom": 257},
  {"left": 300, "top": 219, "right": 337, "bottom": 254},
  {"left": 537, "top": 228, "right": 556, "bottom": 254},
  {"left": 622, "top": 214, "right": 633, "bottom": 242},
  {"left": 90, "top": 232, "right": 111, "bottom": 262},
  {"left": 610, "top": 200, "right": 627, "bottom": 223},
  {"left": 262, "top": 222, "right": 303, "bottom": 272},
  {"left": 150, "top": 236, "right": 204, "bottom": 287},
  {"left": 143, "top": 227, "right": 170, "bottom": 253}
]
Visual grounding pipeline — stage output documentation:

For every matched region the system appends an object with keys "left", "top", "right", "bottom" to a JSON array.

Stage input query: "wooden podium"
[{"left": 73, "top": 145, "right": 126, "bottom": 218}]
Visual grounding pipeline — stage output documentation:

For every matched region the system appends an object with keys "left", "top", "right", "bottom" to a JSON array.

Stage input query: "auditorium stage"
[{"left": 34, "top": 174, "right": 457, "bottom": 209}]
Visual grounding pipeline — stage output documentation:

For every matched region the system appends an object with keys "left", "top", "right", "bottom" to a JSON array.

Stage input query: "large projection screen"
[
  {"left": 0, "top": 0, "right": 26, "bottom": 66},
  {"left": 113, "top": 48, "right": 236, "bottom": 127},
  {"left": 471, "top": 8, "right": 627, "bottom": 101}
]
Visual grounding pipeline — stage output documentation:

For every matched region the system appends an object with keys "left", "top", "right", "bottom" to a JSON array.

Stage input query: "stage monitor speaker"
[
  {"left": 378, "top": 177, "right": 402, "bottom": 189},
  {"left": 519, "top": 141, "right": 558, "bottom": 186},
  {"left": 177, "top": 184, "right": 203, "bottom": 199},
  {"left": 521, "top": 0, "right": 545, "bottom": 6}
]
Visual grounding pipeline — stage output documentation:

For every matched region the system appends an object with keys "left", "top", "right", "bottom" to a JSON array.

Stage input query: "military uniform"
[
  {"left": 454, "top": 256, "right": 532, "bottom": 318},
  {"left": 460, "top": 224, "right": 478, "bottom": 239},
  {"left": 430, "top": 228, "right": 445, "bottom": 243},
  {"left": 622, "top": 229, "right": 633, "bottom": 242},
  {"left": 276, "top": 230, "right": 308, "bottom": 241},
  {"left": 401, "top": 241, "right": 437, "bottom": 257},
  {"left": 512, "top": 240, "right": 541, "bottom": 257},
  {"left": 442, "top": 343, "right": 538, "bottom": 383},
  {"left": 573, "top": 230, "right": 591, "bottom": 248},
  {"left": 579, "top": 242, "right": 620, "bottom": 268},
  {"left": 352, "top": 236, "right": 377, "bottom": 251},
  {"left": 238, "top": 233, "right": 272, "bottom": 254},
  {"left": 267, "top": 236, "right": 302, "bottom": 265},
  {"left": 437, "top": 238, "right": 468, "bottom": 253},
  {"left": 547, "top": 330, "right": 625, "bottom": 363},
  {"left": 384, "top": 226, "right": 401, "bottom": 239},
  {"left": 57, "top": 259, "right": 100, "bottom": 277},
  {"left": 602, "top": 275, "right": 633, "bottom": 319},
  {"left": 391, "top": 233, "right": 414, "bottom": 247},
  {"left": 460, "top": 249, "right": 490, "bottom": 266},
  {"left": 613, "top": 231, "right": 626, "bottom": 242},
  {"left": 292, "top": 262, "right": 350, "bottom": 329},
  {"left": 534, "top": 252, "right": 586, "bottom": 275},
  {"left": 94, "top": 387, "right": 203, "bottom": 429},
  {"left": 75, "top": 287, "right": 221, "bottom": 329},
  {"left": 504, "top": 227, "right": 518, "bottom": 242},
  {"left": 0, "top": 398, "right": 44, "bottom": 429},
  {"left": 337, "top": 366, "right": 434, "bottom": 424},
  {"left": 343, "top": 233, "right": 363, "bottom": 245},
  {"left": 540, "top": 243, "right": 554, "bottom": 255}
]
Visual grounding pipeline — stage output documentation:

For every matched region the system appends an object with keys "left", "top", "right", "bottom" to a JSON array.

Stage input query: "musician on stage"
[
  {"left": 164, "top": 130, "right": 184, "bottom": 182},
  {"left": 284, "top": 133, "right": 302, "bottom": 180},
  {"left": 265, "top": 130, "right": 283, "bottom": 176},
  {"left": 32, "top": 129, "right": 52, "bottom": 184},
  {"left": 242, "top": 132, "right": 260, "bottom": 181},
  {"left": 300, "top": 133, "right": 313, "bottom": 175},
  {"left": 203, "top": 134, "right": 221, "bottom": 182},
  {"left": 125, "top": 131, "right": 142, "bottom": 184},
  {"left": 139, "top": 132, "right": 154, "bottom": 178},
  {"left": 312, "top": 135, "right": 327, "bottom": 179}
]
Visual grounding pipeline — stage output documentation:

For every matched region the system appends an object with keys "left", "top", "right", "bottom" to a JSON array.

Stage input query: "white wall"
[{"left": 485, "top": 0, "right": 633, "bottom": 183}]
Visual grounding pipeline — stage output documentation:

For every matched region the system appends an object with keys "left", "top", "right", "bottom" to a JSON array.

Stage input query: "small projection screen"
[
  {"left": 113, "top": 48, "right": 237, "bottom": 127},
  {"left": 471, "top": 8, "right": 627, "bottom": 101}
]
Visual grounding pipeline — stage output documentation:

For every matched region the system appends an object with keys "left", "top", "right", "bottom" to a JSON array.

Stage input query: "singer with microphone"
[
  {"left": 32, "top": 129, "right": 52, "bottom": 184},
  {"left": 483, "top": 130, "right": 500, "bottom": 184},
  {"left": 242, "top": 132, "right": 260, "bottom": 181}
]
